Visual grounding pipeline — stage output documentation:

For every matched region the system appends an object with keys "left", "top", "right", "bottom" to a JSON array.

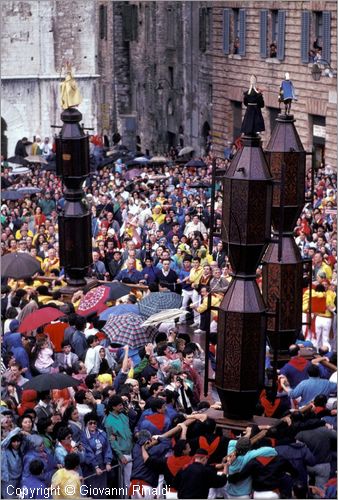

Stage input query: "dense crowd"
[{"left": 0, "top": 136, "right": 336, "bottom": 499}]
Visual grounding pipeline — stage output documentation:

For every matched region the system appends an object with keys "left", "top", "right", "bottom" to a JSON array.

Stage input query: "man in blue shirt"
[
  {"left": 284, "top": 364, "right": 337, "bottom": 406},
  {"left": 115, "top": 259, "right": 143, "bottom": 284}
]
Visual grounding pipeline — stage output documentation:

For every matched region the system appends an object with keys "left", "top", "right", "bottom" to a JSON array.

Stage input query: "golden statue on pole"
[{"left": 60, "top": 62, "right": 82, "bottom": 110}]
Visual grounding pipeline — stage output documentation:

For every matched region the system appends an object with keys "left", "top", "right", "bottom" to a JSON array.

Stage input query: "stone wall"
[
  {"left": 211, "top": 1, "right": 337, "bottom": 167},
  {"left": 1, "top": 0, "right": 99, "bottom": 157}
]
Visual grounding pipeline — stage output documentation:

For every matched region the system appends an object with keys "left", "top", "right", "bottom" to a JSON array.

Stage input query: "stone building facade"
[
  {"left": 1, "top": 0, "right": 214, "bottom": 158},
  {"left": 211, "top": 1, "right": 337, "bottom": 168},
  {"left": 97, "top": 1, "right": 213, "bottom": 155},
  {"left": 1, "top": 0, "right": 99, "bottom": 158}
]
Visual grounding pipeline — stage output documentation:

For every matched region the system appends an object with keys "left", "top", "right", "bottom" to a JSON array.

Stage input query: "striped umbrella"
[
  {"left": 139, "top": 292, "right": 182, "bottom": 319},
  {"left": 102, "top": 313, "right": 157, "bottom": 349}
]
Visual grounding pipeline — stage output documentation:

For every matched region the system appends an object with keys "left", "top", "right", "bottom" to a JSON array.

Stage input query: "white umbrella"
[
  {"left": 8, "top": 167, "right": 31, "bottom": 176},
  {"left": 141, "top": 308, "right": 184, "bottom": 327},
  {"left": 178, "top": 146, "right": 194, "bottom": 157},
  {"left": 25, "top": 155, "right": 48, "bottom": 165}
]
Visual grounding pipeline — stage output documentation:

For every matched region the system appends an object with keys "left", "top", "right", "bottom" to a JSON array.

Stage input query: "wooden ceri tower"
[
  {"left": 56, "top": 68, "right": 92, "bottom": 288},
  {"left": 216, "top": 136, "right": 272, "bottom": 419},
  {"left": 262, "top": 114, "right": 306, "bottom": 353}
]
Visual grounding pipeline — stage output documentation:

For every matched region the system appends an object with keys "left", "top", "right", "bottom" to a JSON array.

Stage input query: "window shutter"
[
  {"left": 322, "top": 11, "right": 331, "bottom": 63},
  {"left": 301, "top": 11, "right": 310, "bottom": 63},
  {"left": 223, "top": 9, "right": 230, "bottom": 54},
  {"left": 277, "top": 10, "right": 286, "bottom": 60},
  {"left": 238, "top": 9, "right": 246, "bottom": 56},
  {"left": 260, "top": 10, "right": 268, "bottom": 58}
]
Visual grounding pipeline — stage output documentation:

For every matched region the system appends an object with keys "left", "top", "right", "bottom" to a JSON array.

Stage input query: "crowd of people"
[{"left": 0, "top": 135, "right": 336, "bottom": 499}]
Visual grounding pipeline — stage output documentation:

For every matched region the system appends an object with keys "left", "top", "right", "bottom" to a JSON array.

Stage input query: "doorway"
[{"left": 1, "top": 117, "right": 8, "bottom": 159}]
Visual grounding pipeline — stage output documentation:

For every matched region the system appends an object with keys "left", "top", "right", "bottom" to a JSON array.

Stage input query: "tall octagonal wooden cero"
[
  {"left": 217, "top": 136, "right": 272, "bottom": 419},
  {"left": 262, "top": 114, "right": 306, "bottom": 352},
  {"left": 56, "top": 108, "right": 92, "bottom": 287}
]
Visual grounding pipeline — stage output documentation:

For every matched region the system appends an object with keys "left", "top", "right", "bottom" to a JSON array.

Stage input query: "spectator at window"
[
  {"left": 269, "top": 41, "right": 277, "bottom": 58},
  {"left": 233, "top": 37, "right": 240, "bottom": 54}
]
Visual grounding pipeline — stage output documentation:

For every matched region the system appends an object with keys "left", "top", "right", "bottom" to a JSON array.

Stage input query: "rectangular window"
[
  {"left": 233, "top": 8, "right": 239, "bottom": 40},
  {"left": 167, "top": 7, "right": 175, "bottom": 47},
  {"left": 199, "top": 7, "right": 207, "bottom": 52},
  {"left": 122, "top": 4, "right": 138, "bottom": 42},
  {"left": 99, "top": 5, "right": 107, "bottom": 40},
  {"left": 301, "top": 11, "right": 311, "bottom": 63},
  {"left": 223, "top": 9, "right": 230, "bottom": 54},
  {"left": 271, "top": 10, "right": 278, "bottom": 42},
  {"left": 315, "top": 11, "right": 323, "bottom": 48},
  {"left": 145, "top": 5, "right": 150, "bottom": 44},
  {"left": 269, "top": 108, "right": 279, "bottom": 134},
  {"left": 232, "top": 101, "right": 242, "bottom": 141},
  {"left": 168, "top": 66, "right": 174, "bottom": 87}
]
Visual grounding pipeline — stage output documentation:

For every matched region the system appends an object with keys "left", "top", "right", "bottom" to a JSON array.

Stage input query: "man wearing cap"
[
  {"left": 107, "top": 248, "right": 124, "bottom": 280},
  {"left": 173, "top": 448, "right": 228, "bottom": 499}
]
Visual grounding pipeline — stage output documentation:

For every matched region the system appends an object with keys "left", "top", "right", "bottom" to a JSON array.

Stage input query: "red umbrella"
[
  {"left": 77, "top": 285, "right": 111, "bottom": 317},
  {"left": 19, "top": 307, "right": 64, "bottom": 333}
]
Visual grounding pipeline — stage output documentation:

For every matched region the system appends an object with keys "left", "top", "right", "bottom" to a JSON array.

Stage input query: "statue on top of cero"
[
  {"left": 241, "top": 74, "right": 265, "bottom": 137},
  {"left": 60, "top": 63, "right": 82, "bottom": 110}
]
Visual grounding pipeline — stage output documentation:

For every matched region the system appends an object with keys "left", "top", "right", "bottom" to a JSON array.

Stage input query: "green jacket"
[{"left": 104, "top": 412, "right": 133, "bottom": 459}]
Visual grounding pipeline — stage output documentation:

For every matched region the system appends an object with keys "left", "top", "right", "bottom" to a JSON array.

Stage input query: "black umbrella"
[
  {"left": 104, "top": 282, "right": 131, "bottom": 301},
  {"left": 1, "top": 190, "right": 24, "bottom": 201},
  {"left": 2, "top": 252, "right": 42, "bottom": 279},
  {"left": 185, "top": 159, "right": 207, "bottom": 168},
  {"left": 7, "top": 155, "right": 29, "bottom": 167},
  {"left": 22, "top": 373, "right": 81, "bottom": 391},
  {"left": 41, "top": 161, "right": 56, "bottom": 171}
]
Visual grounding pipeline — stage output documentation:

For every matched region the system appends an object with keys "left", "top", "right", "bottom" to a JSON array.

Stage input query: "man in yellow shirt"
[
  {"left": 15, "top": 222, "right": 33, "bottom": 240},
  {"left": 313, "top": 251, "right": 333, "bottom": 282},
  {"left": 189, "top": 257, "right": 204, "bottom": 327},
  {"left": 190, "top": 286, "right": 222, "bottom": 334},
  {"left": 42, "top": 247, "right": 60, "bottom": 277}
]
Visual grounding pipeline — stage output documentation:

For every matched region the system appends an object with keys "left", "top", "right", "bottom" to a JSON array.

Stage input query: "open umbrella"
[
  {"left": 1, "top": 190, "right": 24, "bottom": 201},
  {"left": 141, "top": 308, "right": 184, "bottom": 327},
  {"left": 99, "top": 303, "right": 140, "bottom": 321},
  {"left": 149, "top": 155, "right": 169, "bottom": 164},
  {"left": 103, "top": 282, "right": 131, "bottom": 301},
  {"left": 185, "top": 159, "right": 207, "bottom": 168},
  {"left": 8, "top": 166, "right": 31, "bottom": 176},
  {"left": 25, "top": 155, "right": 48, "bottom": 165},
  {"left": 124, "top": 168, "right": 142, "bottom": 181},
  {"left": 17, "top": 187, "right": 42, "bottom": 196},
  {"left": 133, "top": 156, "right": 150, "bottom": 164},
  {"left": 22, "top": 373, "right": 81, "bottom": 391},
  {"left": 7, "top": 155, "right": 29, "bottom": 167},
  {"left": 178, "top": 146, "right": 194, "bottom": 157},
  {"left": 139, "top": 292, "right": 182, "bottom": 318},
  {"left": 77, "top": 285, "right": 111, "bottom": 317},
  {"left": 41, "top": 160, "right": 56, "bottom": 171},
  {"left": 19, "top": 307, "right": 64, "bottom": 333},
  {"left": 2, "top": 252, "right": 41, "bottom": 279},
  {"left": 102, "top": 313, "right": 157, "bottom": 349}
]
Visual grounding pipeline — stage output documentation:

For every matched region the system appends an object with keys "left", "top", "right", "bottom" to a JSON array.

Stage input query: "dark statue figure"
[{"left": 241, "top": 75, "right": 265, "bottom": 136}]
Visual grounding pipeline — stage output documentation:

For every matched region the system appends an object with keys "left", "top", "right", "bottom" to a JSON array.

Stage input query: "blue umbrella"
[
  {"left": 1, "top": 190, "right": 24, "bottom": 200},
  {"left": 99, "top": 303, "right": 140, "bottom": 321}
]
